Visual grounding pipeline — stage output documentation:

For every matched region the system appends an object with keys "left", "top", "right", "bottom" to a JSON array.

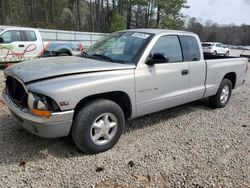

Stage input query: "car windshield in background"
[
  {"left": 83, "top": 31, "right": 153, "bottom": 64},
  {"left": 202, "top": 43, "right": 213, "bottom": 47}
]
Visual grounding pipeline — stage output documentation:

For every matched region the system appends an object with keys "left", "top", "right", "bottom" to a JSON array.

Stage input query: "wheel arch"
[
  {"left": 56, "top": 48, "right": 72, "bottom": 56},
  {"left": 223, "top": 72, "right": 236, "bottom": 89},
  {"left": 73, "top": 91, "right": 133, "bottom": 120}
]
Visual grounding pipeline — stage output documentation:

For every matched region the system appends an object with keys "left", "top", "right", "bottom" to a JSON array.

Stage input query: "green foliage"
[
  {"left": 108, "top": 11, "right": 126, "bottom": 32},
  {"left": 155, "top": 0, "right": 186, "bottom": 29},
  {"left": 0, "top": 0, "right": 187, "bottom": 32},
  {"left": 59, "top": 8, "right": 74, "bottom": 30},
  {"left": 162, "top": 17, "right": 184, "bottom": 30},
  {"left": 206, "top": 32, "right": 217, "bottom": 42}
]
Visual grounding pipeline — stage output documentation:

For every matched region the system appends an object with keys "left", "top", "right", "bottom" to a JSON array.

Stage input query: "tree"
[
  {"left": 59, "top": 8, "right": 74, "bottom": 30},
  {"left": 108, "top": 11, "right": 125, "bottom": 32},
  {"left": 0, "top": 0, "right": 189, "bottom": 33},
  {"left": 155, "top": 0, "right": 186, "bottom": 29}
]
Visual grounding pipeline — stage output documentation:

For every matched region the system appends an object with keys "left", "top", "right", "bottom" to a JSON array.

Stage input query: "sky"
[{"left": 182, "top": 0, "right": 250, "bottom": 25}]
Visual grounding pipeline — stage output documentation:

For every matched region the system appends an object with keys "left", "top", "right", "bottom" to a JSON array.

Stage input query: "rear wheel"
[
  {"left": 213, "top": 51, "right": 217, "bottom": 56},
  {"left": 225, "top": 51, "right": 229, "bottom": 56},
  {"left": 71, "top": 99, "right": 125, "bottom": 154},
  {"left": 209, "top": 78, "right": 232, "bottom": 108}
]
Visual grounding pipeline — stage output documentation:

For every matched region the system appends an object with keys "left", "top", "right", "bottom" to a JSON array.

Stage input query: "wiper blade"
[{"left": 90, "top": 54, "right": 114, "bottom": 62}]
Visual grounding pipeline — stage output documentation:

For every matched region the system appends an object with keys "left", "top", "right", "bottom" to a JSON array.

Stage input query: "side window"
[
  {"left": 0, "top": 30, "right": 21, "bottom": 43},
  {"left": 150, "top": 35, "right": 183, "bottom": 62},
  {"left": 216, "top": 44, "right": 220, "bottom": 47},
  {"left": 25, "top": 31, "right": 37, "bottom": 41},
  {"left": 179, "top": 35, "right": 201, "bottom": 61}
]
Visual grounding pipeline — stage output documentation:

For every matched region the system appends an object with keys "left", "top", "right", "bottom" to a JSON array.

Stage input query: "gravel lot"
[{"left": 0, "top": 69, "right": 249, "bottom": 188}]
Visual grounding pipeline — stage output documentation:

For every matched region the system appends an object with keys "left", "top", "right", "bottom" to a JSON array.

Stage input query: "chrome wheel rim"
[
  {"left": 90, "top": 113, "right": 118, "bottom": 145},
  {"left": 220, "top": 85, "right": 230, "bottom": 104}
]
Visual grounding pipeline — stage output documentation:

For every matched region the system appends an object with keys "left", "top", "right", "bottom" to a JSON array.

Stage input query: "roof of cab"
[
  {"left": 202, "top": 42, "right": 221, "bottom": 44},
  {"left": 121, "top": 28, "right": 194, "bottom": 35},
  {"left": 0, "top": 25, "right": 38, "bottom": 31}
]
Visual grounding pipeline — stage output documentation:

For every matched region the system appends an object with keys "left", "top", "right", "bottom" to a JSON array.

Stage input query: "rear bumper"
[
  {"left": 202, "top": 49, "right": 213, "bottom": 53},
  {"left": 2, "top": 91, "right": 74, "bottom": 138}
]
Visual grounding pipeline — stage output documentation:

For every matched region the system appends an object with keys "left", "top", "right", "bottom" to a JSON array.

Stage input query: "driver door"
[{"left": 135, "top": 35, "right": 190, "bottom": 117}]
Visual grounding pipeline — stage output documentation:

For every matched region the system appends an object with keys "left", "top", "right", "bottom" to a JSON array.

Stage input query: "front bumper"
[{"left": 2, "top": 91, "right": 74, "bottom": 138}]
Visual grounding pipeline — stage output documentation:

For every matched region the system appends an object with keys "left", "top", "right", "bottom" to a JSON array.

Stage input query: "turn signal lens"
[{"left": 32, "top": 109, "right": 51, "bottom": 117}]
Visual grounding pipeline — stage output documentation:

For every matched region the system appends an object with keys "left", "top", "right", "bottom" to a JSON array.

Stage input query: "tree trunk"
[
  {"left": 156, "top": 6, "right": 160, "bottom": 28},
  {"left": 1, "top": 0, "right": 5, "bottom": 24},
  {"left": 135, "top": 6, "right": 139, "bottom": 28},
  {"left": 51, "top": 0, "right": 55, "bottom": 26},
  {"left": 126, "top": 0, "right": 131, "bottom": 29},
  {"left": 77, "top": 0, "right": 81, "bottom": 30},
  {"left": 31, "top": 0, "right": 36, "bottom": 26},
  {"left": 105, "top": 0, "right": 109, "bottom": 32},
  {"left": 8, "top": 0, "right": 13, "bottom": 24},
  {"left": 44, "top": 0, "right": 49, "bottom": 22},
  {"left": 89, "top": 1, "right": 95, "bottom": 31},
  {"left": 112, "top": 0, "right": 115, "bottom": 10}
]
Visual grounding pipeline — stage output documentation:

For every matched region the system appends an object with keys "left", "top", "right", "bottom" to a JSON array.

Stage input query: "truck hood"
[{"left": 4, "top": 56, "right": 136, "bottom": 83}]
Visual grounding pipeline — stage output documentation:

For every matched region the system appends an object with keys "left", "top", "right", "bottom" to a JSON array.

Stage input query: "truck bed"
[
  {"left": 204, "top": 54, "right": 240, "bottom": 60},
  {"left": 203, "top": 54, "right": 247, "bottom": 98}
]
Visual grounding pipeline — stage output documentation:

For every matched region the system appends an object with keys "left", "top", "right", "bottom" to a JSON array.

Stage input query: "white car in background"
[{"left": 202, "top": 42, "right": 230, "bottom": 56}]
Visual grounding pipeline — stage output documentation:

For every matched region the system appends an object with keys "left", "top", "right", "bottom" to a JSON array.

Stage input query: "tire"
[
  {"left": 213, "top": 51, "right": 217, "bottom": 56},
  {"left": 71, "top": 99, "right": 125, "bottom": 154},
  {"left": 225, "top": 51, "right": 229, "bottom": 56},
  {"left": 57, "top": 52, "right": 69, "bottom": 56},
  {"left": 209, "top": 78, "right": 232, "bottom": 108}
]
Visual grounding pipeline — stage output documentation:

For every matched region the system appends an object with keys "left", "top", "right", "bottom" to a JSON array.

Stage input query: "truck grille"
[{"left": 6, "top": 76, "right": 28, "bottom": 108}]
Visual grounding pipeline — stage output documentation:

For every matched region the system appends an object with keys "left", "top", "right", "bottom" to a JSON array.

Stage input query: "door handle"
[
  {"left": 19, "top": 44, "right": 24, "bottom": 47},
  {"left": 181, "top": 69, "right": 189, "bottom": 75}
]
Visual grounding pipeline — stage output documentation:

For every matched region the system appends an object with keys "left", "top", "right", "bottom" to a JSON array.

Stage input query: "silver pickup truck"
[{"left": 2, "top": 29, "right": 248, "bottom": 154}]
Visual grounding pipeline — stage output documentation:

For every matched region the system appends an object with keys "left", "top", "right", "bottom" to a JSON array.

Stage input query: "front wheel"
[
  {"left": 225, "top": 51, "right": 229, "bottom": 56},
  {"left": 209, "top": 78, "right": 232, "bottom": 108},
  {"left": 71, "top": 99, "right": 125, "bottom": 154}
]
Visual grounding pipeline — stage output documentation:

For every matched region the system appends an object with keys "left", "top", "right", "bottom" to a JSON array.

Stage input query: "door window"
[
  {"left": 25, "top": 31, "right": 37, "bottom": 41},
  {"left": 150, "top": 35, "right": 183, "bottom": 62},
  {"left": 0, "top": 30, "right": 21, "bottom": 43},
  {"left": 179, "top": 35, "right": 201, "bottom": 61}
]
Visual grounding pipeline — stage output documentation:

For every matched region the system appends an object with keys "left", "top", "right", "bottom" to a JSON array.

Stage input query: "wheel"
[
  {"left": 57, "top": 52, "right": 69, "bottom": 56},
  {"left": 225, "top": 51, "right": 229, "bottom": 56},
  {"left": 209, "top": 78, "right": 232, "bottom": 108},
  {"left": 213, "top": 51, "right": 217, "bottom": 56},
  {"left": 71, "top": 99, "right": 125, "bottom": 154}
]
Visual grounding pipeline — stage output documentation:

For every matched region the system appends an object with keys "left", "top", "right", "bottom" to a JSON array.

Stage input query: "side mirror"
[
  {"left": 0, "top": 37, "right": 4, "bottom": 43},
  {"left": 146, "top": 53, "right": 169, "bottom": 66}
]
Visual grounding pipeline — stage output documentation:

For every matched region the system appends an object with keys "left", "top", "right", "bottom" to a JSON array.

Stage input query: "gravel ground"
[{"left": 0, "top": 69, "right": 249, "bottom": 188}]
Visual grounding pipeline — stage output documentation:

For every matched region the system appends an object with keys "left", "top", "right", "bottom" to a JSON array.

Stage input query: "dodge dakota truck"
[{"left": 2, "top": 29, "right": 248, "bottom": 154}]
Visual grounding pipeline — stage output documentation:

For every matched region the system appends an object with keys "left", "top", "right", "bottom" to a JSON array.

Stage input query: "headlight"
[{"left": 28, "top": 93, "right": 52, "bottom": 117}]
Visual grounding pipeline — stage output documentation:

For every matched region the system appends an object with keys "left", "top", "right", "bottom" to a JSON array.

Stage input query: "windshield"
[{"left": 83, "top": 31, "right": 153, "bottom": 64}]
